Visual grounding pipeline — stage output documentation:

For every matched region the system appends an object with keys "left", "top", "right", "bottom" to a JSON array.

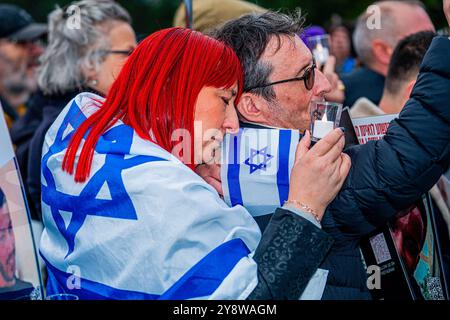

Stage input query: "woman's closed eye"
[{"left": 221, "top": 97, "right": 231, "bottom": 106}]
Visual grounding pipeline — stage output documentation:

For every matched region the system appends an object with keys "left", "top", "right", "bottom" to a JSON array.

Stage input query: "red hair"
[{"left": 62, "top": 27, "right": 243, "bottom": 182}]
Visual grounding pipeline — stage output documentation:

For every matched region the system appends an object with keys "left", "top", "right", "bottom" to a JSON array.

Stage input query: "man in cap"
[{"left": 0, "top": 4, "right": 46, "bottom": 127}]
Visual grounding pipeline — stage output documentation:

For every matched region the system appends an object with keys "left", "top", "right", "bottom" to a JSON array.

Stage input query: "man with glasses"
[
  {"left": 0, "top": 4, "right": 46, "bottom": 128},
  {"left": 201, "top": 9, "right": 450, "bottom": 299},
  {"left": 0, "top": 188, "right": 34, "bottom": 300}
]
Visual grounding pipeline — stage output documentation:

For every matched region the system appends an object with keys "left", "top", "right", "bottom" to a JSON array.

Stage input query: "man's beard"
[
  {"left": 267, "top": 100, "right": 310, "bottom": 131},
  {"left": 0, "top": 251, "right": 16, "bottom": 287}
]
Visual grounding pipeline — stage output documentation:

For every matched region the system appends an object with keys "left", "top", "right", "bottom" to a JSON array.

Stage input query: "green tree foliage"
[{"left": 11, "top": 0, "right": 448, "bottom": 37}]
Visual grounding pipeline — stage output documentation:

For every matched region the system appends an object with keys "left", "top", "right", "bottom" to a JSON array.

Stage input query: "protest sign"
[
  {"left": 354, "top": 114, "right": 449, "bottom": 300},
  {"left": 352, "top": 114, "right": 398, "bottom": 144},
  {"left": 0, "top": 103, "right": 44, "bottom": 300}
]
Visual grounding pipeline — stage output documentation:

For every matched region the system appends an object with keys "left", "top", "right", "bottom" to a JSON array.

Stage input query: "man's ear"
[
  {"left": 372, "top": 39, "right": 393, "bottom": 67},
  {"left": 237, "top": 93, "right": 264, "bottom": 123},
  {"left": 404, "top": 79, "right": 416, "bottom": 101}
]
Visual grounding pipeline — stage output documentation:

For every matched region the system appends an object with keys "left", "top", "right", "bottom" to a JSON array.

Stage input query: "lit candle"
[{"left": 313, "top": 120, "right": 334, "bottom": 139}]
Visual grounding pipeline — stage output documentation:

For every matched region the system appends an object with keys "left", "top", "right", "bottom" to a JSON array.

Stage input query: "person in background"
[
  {"left": 299, "top": 25, "right": 326, "bottom": 44},
  {"left": 0, "top": 4, "right": 46, "bottom": 128},
  {"left": 173, "top": 0, "right": 265, "bottom": 33},
  {"left": 342, "top": 0, "right": 435, "bottom": 108},
  {"left": 16, "top": 0, "right": 136, "bottom": 223},
  {"left": 329, "top": 23, "right": 357, "bottom": 75},
  {"left": 350, "top": 31, "right": 435, "bottom": 118},
  {"left": 299, "top": 25, "right": 345, "bottom": 104},
  {"left": 0, "top": 188, "right": 34, "bottom": 300}
]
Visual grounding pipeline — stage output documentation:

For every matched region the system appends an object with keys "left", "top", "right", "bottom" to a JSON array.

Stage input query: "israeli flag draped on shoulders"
[
  {"left": 221, "top": 127, "right": 329, "bottom": 300},
  {"left": 39, "top": 92, "right": 261, "bottom": 300}
]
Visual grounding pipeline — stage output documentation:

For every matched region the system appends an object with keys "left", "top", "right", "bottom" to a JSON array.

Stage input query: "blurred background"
[{"left": 13, "top": 0, "right": 449, "bottom": 37}]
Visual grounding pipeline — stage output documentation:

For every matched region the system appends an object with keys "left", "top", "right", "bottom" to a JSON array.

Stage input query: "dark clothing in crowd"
[
  {"left": 10, "top": 92, "right": 44, "bottom": 220},
  {"left": 1, "top": 95, "right": 19, "bottom": 126},
  {"left": 341, "top": 66, "right": 385, "bottom": 108},
  {"left": 321, "top": 37, "right": 450, "bottom": 299},
  {"left": 27, "top": 90, "right": 82, "bottom": 220},
  {"left": 0, "top": 279, "right": 34, "bottom": 300},
  {"left": 248, "top": 208, "right": 333, "bottom": 299},
  {"left": 254, "top": 37, "right": 450, "bottom": 300},
  {"left": 10, "top": 89, "right": 83, "bottom": 220}
]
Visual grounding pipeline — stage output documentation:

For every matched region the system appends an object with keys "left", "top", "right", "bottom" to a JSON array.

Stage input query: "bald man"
[{"left": 343, "top": 0, "right": 435, "bottom": 108}]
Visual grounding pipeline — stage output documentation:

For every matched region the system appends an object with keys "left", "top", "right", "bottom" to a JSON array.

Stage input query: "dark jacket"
[
  {"left": 248, "top": 208, "right": 333, "bottom": 299},
  {"left": 26, "top": 89, "right": 83, "bottom": 220},
  {"left": 253, "top": 36, "right": 450, "bottom": 300},
  {"left": 10, "top": 89, "right": 82, "bottom": 221},
  {"left": 321, "top": 36, "right": 450, "bottom": 299},
  {"left": 1, "top": 95, "right": 19, "bottom": 126},
  {"left": 10, "top": 91, "right": 45, "bottom": 220},
  {"left": 341, "top": 66, "right": 385, "bottom": 108}
]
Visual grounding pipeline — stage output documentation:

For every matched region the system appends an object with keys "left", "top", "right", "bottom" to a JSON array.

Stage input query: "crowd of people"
[{"left": 1, "top": 0, "right": 450, "bottom": 300}]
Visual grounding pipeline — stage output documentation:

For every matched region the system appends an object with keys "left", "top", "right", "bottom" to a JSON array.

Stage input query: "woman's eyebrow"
[{"left": 220, "top": 89, "right": 237, "bottom": 97}]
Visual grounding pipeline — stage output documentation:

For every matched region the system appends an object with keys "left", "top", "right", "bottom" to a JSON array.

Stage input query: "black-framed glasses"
[{"left": 247, "top": 61, "right": 316, "bottom": 91}]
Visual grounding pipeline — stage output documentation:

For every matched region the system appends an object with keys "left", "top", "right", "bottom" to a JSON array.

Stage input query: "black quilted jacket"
[{"left": 320, "top": 36, "right": 450, "bottom": 299}]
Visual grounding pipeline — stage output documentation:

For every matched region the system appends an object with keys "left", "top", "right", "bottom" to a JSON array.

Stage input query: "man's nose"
[
  {"left": 28, "top": 42, "right": 44, "bottom": 57},
  {"left": 313, "top": 69, "right": 332, "bottom": 97}
]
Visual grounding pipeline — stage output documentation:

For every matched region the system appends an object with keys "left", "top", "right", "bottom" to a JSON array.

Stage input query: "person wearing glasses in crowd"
[
  {"left": 0, "top": 188, "right": 34, "bottom": 300},
  {"left": 11, "top": 0, "right": 136, "bottom": 224}
]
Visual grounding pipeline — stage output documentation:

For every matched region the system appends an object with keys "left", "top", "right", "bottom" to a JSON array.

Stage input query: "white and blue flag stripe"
[
  {"left": 222, "top": 128, "right": 300, "bottom": 217},
  {"left": 221, "top": 127, "right": 330, "bottom": 300}
]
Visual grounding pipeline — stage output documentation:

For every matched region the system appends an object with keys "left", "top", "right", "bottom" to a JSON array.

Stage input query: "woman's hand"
[{"left": 288, "top": 129, "right": 351, "bottom": 221}]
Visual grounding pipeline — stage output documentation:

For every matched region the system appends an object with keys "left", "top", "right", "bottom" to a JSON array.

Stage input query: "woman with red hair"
[{"left": 38, "top": 27, "right": 350, "bottom": 300}]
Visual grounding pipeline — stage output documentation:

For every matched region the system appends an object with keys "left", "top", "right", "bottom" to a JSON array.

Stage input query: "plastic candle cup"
[
  {"left": 313, "top": 119, "right": 335, "bottom": 139},
  {"left": 307, "top": 34, "right": 330, "bottom": 66},
  {"left": 310, "top": 101, "right": 343, "bottom": 142}
]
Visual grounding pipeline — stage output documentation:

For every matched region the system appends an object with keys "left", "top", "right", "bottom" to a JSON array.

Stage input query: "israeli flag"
[
  {"left": 221, "top": 127, "right": 330, "bottom": 300},
  {"left": 221, "top": 128, "right": 301, "bottom": 217},
  {"left": 39, "top": 92, "right": 262, "bottom": 300},
  {"left": 40, "top": 93, "right": 328, "bottom": 300}
]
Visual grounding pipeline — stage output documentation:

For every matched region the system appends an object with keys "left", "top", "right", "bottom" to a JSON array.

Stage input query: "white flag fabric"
[
  {"left": 221, "top": 127, "right": 329, "bottom": 300},
  {"left": 39, "top": 92, "right": 261, "bottom": 300},
  {"left": 221, "top": 128, "right": 300, "bottom": 217}
]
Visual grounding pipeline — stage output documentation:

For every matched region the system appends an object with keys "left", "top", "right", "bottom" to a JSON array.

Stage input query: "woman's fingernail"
[{"left": 339, "top": 127, "right": 346, "bottom": 133}]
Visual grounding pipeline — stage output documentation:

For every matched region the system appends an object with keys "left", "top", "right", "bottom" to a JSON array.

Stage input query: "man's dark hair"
[
  {"left": 211, "top": 9, "right": 305, "bottom": 100},
  {"left": 385, "top": 31, "right": 435, "bottom": 95}
]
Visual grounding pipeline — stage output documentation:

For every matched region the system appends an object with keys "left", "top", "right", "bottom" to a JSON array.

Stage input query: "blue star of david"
[
  {"left": 244, "top": 147, "right": 274, "bottom": 174},
  {"left": 41, "top": 101, "right": 165, "bottom": 258}
]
